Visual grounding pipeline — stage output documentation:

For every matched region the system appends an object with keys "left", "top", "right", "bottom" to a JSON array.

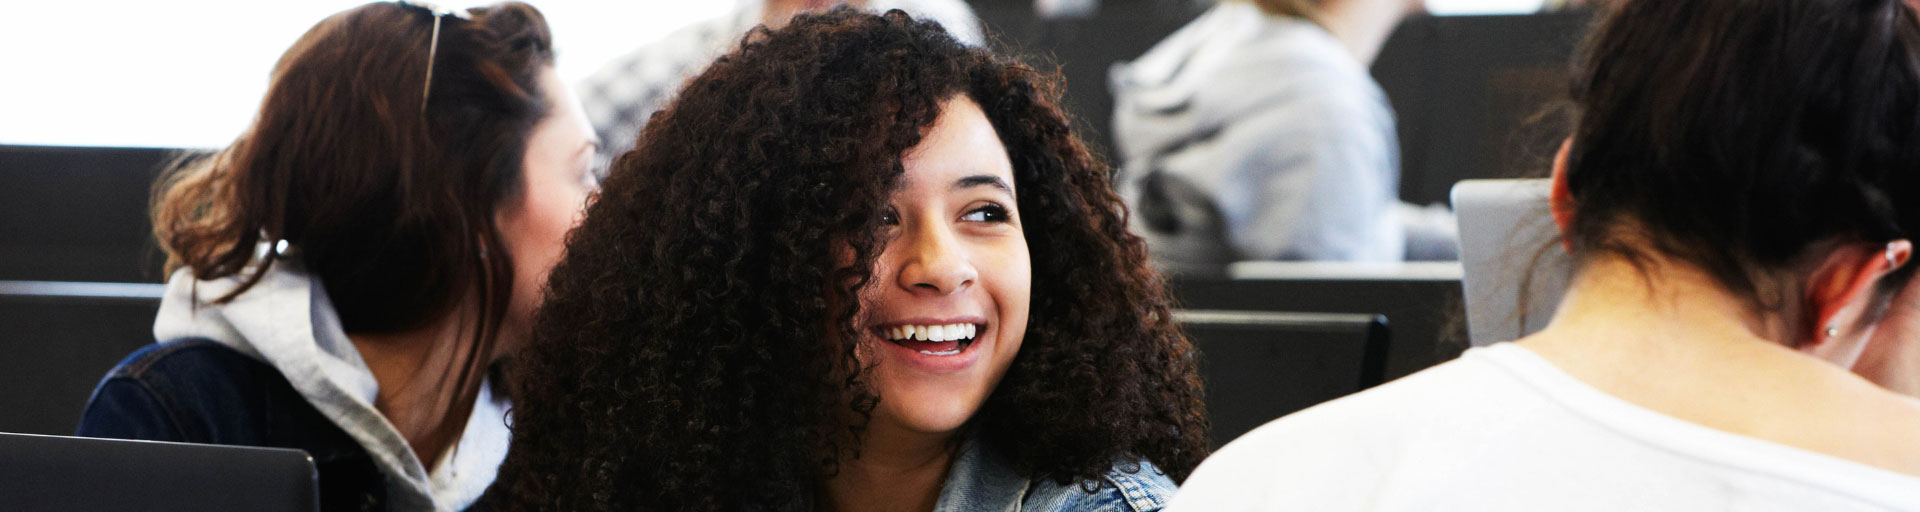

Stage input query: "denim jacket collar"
[
  {"left": 932, "top": 437, "right": 1030, "bottom": 512},
  {"left": 931, "top": 437, "right": 1176, "bottom": 512}
]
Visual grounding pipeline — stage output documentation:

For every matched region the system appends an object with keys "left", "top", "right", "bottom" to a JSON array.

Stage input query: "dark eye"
[
  {"left": 960, "top": 204, "right": 1010, "bottom": 223},
  {"left": 880, "top": 207, "right": 900, "bottom": 225}
]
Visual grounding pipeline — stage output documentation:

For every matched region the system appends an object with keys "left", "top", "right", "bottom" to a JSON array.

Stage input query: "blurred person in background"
[
  {"left": 578, "top": 0, "right": 982, "bottom": 166},
  {"left": 1111, "top": 0, "right": 1455, "bottom": 270},
  {"left": 75, "top": 2, "right": 598, "bottom": 509}
]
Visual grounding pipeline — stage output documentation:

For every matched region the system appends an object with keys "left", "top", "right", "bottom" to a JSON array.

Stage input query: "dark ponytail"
[{"left": 1563, "top": 0, "right": 1920, "bottom": 304}]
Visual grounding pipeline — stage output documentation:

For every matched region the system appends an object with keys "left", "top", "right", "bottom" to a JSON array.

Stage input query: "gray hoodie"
[
  {"left": 152, "top": 260, "right": 510, "bottom": 511},
  {"left": 1111, "top": 2, "right": 1457, "bottom": 270}
]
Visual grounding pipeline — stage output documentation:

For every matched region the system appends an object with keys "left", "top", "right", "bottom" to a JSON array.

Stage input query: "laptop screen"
[{"left": 1451, "top": 179, "right": 1573, "bottom": 345}]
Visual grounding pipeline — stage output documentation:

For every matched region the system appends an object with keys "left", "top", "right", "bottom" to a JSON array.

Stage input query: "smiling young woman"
[{"left": 478, "top": 8, "right": 1209, "bottom": 512}]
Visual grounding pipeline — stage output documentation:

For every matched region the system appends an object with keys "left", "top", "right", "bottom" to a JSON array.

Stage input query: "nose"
[{"left": 894, "top": 223, "right": 977, "bottom": 296}]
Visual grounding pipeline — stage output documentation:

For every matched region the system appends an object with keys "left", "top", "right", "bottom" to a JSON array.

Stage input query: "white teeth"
[{"left": 881, "top": 323, "right": 981, "bottom": 341}]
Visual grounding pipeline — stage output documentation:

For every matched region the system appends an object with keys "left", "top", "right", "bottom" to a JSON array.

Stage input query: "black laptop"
[{"left": 0, "top": 432, "right": 318, "bottom": 511}]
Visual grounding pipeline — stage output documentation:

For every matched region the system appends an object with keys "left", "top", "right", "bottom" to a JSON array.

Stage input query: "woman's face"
[
  {"left": 857, "top": 96, "right": 1032, "bottom": 437},
  {"left": 496, "top": 66, "right": 599, "bottom": 352}
]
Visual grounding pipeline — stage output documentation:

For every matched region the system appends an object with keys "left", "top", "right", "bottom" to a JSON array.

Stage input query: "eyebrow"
[{"left": 952, "top": 175, "right": 1012, "bottom": 193}]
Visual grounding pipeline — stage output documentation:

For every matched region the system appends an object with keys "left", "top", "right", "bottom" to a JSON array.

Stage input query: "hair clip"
[
  {"left": 397, "top": 0, "right": 471, "bottom": 20},
  {"left": 396, "top": 1, "right": 473, "bottom": 116}
]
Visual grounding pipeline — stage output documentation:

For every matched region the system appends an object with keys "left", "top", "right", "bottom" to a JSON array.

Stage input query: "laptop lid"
[
  {"left": 1451, "top": 178, "right": 1573, "bottom": 346},
  {"left": 1168, "top": 262, "right": 1465, "bottom": 381},
  {"left": 0, "top": 432, "right": 318, "bottom": 512},
  {"left": 1178, "top": 310, "right": 1388, "bottom": 448}
]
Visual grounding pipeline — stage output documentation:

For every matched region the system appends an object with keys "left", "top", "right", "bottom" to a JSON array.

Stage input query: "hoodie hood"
[{"left": 153, "top": 259, "right": 510, "bottom": 511}]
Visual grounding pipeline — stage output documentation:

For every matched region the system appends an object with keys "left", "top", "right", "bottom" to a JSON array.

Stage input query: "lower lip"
[{"left": 876, "top": 329, "right": 985, "bottom": 374}]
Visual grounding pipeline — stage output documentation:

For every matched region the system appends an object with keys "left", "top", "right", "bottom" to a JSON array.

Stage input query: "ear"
[
  {"left": 1549, "top": 138, "right": 1576, "bottom": 253},
  {"left": 1802, "top": 240, "right": 1914, "bottom": 362}
]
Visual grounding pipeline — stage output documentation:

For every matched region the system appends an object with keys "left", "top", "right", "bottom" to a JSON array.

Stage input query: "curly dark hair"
[{"left": 484, "top": 8, "right": 1208, "bottom": 510}]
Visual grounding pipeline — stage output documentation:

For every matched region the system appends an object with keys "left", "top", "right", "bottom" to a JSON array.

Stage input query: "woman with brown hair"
[
  {"left": 1169, "top": 0, "right": 1920, "bottom": 509},
  {"left": 76, "top": 2, "right": 597, "bottom": 510},
  {"left": 482, "top": 8, "right": 1208, "bottom": 511}
]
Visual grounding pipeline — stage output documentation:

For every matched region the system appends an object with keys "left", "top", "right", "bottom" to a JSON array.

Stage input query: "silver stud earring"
[{"left": 1824, "top": 324, "right": 1839, "bottom": 338}]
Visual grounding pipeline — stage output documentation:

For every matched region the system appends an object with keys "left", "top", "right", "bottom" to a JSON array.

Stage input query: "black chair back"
[{"left": 1180, "top": 310, "right": 1388, "bottom": 448}]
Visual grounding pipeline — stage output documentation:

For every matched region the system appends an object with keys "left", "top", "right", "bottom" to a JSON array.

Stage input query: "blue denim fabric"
[
  {"left": 76, "top": 338, "right": 390, "bottom": 511},
  {"left": 934, "top": 438, "right": 1177, "bottom": 512}
]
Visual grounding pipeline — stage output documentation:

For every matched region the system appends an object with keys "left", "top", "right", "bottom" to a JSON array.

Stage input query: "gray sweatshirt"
[
  {"left": 152, "top": 260, "right": 510, "bottom": 510},
  {"left": 1111, "top": 3, "right": 1457, "bottom": 271}
]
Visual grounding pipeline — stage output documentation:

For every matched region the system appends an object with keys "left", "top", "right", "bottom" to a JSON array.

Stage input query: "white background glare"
[{"left": 0, "top": 0, "right": 1542, "bottom": 148}]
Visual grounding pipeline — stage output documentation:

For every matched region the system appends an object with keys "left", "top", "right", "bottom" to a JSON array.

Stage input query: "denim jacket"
[
  {"left": 79, "top": 338, "right": 392, "bottom": 511},
  {"left": 934, "top": 438, "right": 1177, "bottom": 512}
]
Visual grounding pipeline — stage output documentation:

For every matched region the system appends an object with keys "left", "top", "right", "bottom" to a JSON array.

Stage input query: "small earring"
[
  {"left": 1824, "top": 324, "right": 1839, "bottom": 338},
  {"left": 1888, "top": 247, "right": 1901, "bottom": 267}
]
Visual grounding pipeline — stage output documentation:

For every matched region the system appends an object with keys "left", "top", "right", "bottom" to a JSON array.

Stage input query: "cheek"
[
  {"left": 988, "top": 238, "right": 1033, "bottom": 350},
  {"left": 502, "top": 185, "right": 588, "bottom": 315}
]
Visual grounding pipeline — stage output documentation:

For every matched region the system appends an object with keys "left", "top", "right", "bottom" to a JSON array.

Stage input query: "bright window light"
[
  {"left": 0, "top": 1, "right": 730, "bottom": 148},
  {"left": 0, "top": 1, "right": 1548, "bottom": 148},
  {"left": 1425, "top": 0, "right": 1547, "bottom": 15}
]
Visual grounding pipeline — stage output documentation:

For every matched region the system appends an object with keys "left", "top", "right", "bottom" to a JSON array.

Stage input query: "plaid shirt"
[{"left": 577, "top": 0, "right": 983, "bottom": 168}]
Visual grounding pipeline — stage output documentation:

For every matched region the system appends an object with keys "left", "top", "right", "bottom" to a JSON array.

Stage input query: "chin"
[
  {"left": 879, "top": 403, "right": 976, "bottom": 436},
  {"left": 871, "top": 375, "right": 989, "bottom": 436}
]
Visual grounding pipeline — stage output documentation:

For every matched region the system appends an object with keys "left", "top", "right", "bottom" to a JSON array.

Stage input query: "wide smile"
[
  {"left": 870, "top": 318, "right": 989, "bottom": 373},
  {"left": 876, "top": 322, "right": 981, "bottom": 356}
]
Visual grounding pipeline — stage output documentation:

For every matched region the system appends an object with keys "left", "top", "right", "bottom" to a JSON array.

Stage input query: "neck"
[
  {"left": 1316, "top": 0, "right": 1417, "bottom": 64},
  {"left": 347, "top": 301, "right": 489, "bottom": 470},
  {"left": 1519, "top": 253, "right": 1920, "bottom": 467},
  {"left": 819, "top": 423, "right": 954, "bottom": 512},
  {"left": 1539, "top": 254, "right": 1791, "bottom": 353}
]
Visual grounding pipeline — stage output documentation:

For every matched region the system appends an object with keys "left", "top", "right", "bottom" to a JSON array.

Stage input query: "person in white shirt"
[{"left": 1169, "top": 0, "right": 1920, "bottom": 509}]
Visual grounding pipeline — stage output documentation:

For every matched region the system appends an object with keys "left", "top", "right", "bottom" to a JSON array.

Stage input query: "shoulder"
[
  {"left": 79, "top": 339, "right": 284, "bottom": 442},
  {"left": 1165, "top": 352, "right": 1534, "bottom": 510},
  {"left": 97, "top": 338, "right": 281, "bottom": 402},
  {"left": 1025, "top": 460, "right": 1179, "bottom": 512},
  {"left": 105, "top": 338, "right": 263, "bottom": 379}
]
